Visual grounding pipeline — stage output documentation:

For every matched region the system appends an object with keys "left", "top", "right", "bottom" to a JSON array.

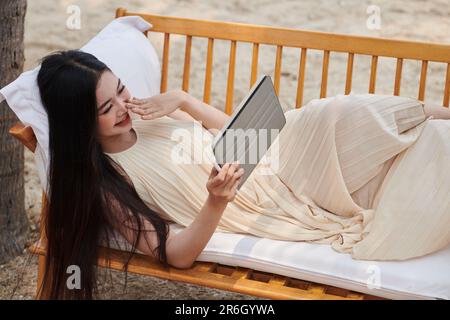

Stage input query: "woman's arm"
[
  {"left": 166, "top": 108, "right": 196, "bottom": 122},
  {"left": 112, "top": 193, "right": 227, "bottom": 269},
  {"left": 110, "top": 162, "right": 243, "bottom": 269},
  {"left": 177, "top": 90, "right": 231, "bottom": 131},
  {"left": 127, "top": 90, "right": 230, "bottom": 133},
  {"left": 165, "top": 194, "right": 228, "bottom": 268}
]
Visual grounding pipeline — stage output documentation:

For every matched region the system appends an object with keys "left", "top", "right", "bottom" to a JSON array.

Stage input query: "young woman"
[
  {"left": 37, "top": 49, "right": 244, "bottom": 299},
  {"left": 37, "top": 49, "right": 450, "bottom": 299}
]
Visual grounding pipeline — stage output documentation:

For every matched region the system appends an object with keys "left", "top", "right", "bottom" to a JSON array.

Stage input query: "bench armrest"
[{"left": 9, "top": 122, "right": 37, "bottom": 152}]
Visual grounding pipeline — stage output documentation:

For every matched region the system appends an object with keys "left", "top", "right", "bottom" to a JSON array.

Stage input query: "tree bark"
[{"left": 0, "top": 0, "right": 29, "bottom": 264}]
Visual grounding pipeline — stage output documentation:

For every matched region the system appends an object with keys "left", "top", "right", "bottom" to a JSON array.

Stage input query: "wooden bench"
[{"left": 9, "top": 7, "right": 450, "bottom": 300}]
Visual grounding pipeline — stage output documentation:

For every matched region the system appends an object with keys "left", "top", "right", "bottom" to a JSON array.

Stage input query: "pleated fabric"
[
  {"left": 352, "top": 118, "right": 450, "bottom": 260},
  {"left": 105, "top": 93, "right": 449, "bottom": 260}
]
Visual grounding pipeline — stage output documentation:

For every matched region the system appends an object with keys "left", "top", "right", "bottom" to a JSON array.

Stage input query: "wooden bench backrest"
[
  {"left": 10, "top": 8, "right": 450, "bottom": 152},
  {"left": 116, "top": 8, "right": 450, "bottom": 115}
]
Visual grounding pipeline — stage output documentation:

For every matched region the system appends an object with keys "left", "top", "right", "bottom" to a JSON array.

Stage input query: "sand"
[{"left": 1, "top": 0, "right": 449, "bottom": 299}]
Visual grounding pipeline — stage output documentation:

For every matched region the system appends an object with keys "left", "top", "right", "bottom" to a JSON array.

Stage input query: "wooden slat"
[
  {"left": 35, "top": 190, "right": 49, "bottom": 300},
  {"left": 122, "top": 11, "right": 450, "bottom": 63},
  {"left": 345, "top": 53, "right": 354, "bottom": 94},
  {"left": 36, "top": 255, "right": 47, "bottom": 299},
  {"left": 444, "top": 63, "right": 450, "bottom": 107},
  {"left": 394, "top": 58, "right": 403, "bottom": 96},
  {"left": 160, "top": 33, "right": 170, "bottom": 93},
  {"left": 225, "top": 40, "right": 237, "bottom": 115},
  {"left": 295, "top": 48, "right": 307, "bottom": 108},
  {"left": 182, "top": 35, "right": 192, "bottom": 92},
  {"left": 324, "top": 286, "right": 358, "bottom": 299},
  {"left": 231, "top": 267, "right": 251, "bottom": 280},
  {"left": 269, "top": 275, "right": 288, "bottom": 286},
  {"left": 193, "top": 262, "right": 214, "bottom": 273},
  {"left": 418, "top": 60, "right": 428, "bottom": 101},
  {"left": 308, "top": 283, "right": 326, "bottom": 296},
  {"left": 369, "top": 55, "right": 378, "bottom": 93},
  {"left": 203, "top": 38, "right": 214, "bottom": 103},
  {"left": 40, "top": 192, "right": 48, "bottom": 239},
  {"left": 115, "top": 7, "right": 127, "bottom": 18},
  {"left": 30, "top": 239, "right": 369, "bottom": 300},
  {"left": 274, "top": 45, "right": 283, "bottom": 95},
  {"left": 35, "top": 191, "right": 49, "bottom": 299},
  {"left": 320, "top": 50, "right": 330, "bottom": 98},
  {"left": 95, "top": 248, "right": 367, "bottom": 300},
  {"left": 250, "top": 43, "right": 259, "bottom": 88}
]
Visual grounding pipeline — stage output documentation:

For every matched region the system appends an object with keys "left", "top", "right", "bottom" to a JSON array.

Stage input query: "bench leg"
[{"left": 36, "top": 255, "right": 49, "bottom": 299}]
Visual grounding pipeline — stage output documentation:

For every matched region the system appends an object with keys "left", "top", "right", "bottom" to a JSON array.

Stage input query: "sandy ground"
[{"left": 1, "top": 0, "right": 449, "bottom": 299}]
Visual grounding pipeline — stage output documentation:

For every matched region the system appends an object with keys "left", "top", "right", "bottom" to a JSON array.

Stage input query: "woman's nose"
[{"left": 116, "top": 99, "right": 128, "bottom": 112}]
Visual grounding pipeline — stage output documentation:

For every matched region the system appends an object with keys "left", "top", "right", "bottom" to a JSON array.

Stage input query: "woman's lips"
[{"left": 115, "top": 113, "right": 130, "bottom": 127}]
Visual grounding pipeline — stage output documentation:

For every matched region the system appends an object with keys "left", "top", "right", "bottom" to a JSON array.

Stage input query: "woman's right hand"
[{"left": 206, "top": 162, "right": 244, "bottom": 204}]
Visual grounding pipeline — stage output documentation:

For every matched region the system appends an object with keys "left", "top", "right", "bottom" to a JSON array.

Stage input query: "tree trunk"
[{"left": 0, "top": 0, "right": 28, "bottom": 264}]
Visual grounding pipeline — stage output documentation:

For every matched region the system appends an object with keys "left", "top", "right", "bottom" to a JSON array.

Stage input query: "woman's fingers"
[
  {"left": 206, "top": 162, "right": 243, "bottom": 202},
  {"left": 128, "top": 106, "right": 156, "bottom": 114},
  {"left": 210, "top": 162, "right": 238, "bottom": 187},
  {"left": 209, "top": 163, "right": 230, "bottom": 187},
  {"left": 224, "top": 167, "right": 244, "bottom": 190},
  {"left": 126, "top": 102, "right": 141, "bottom": 109},
  {"left": 129, "top": 98, "right": 146, "bottom": 105},
  {"left": 142, "top": 111, "right": 163, "bottom": 120},
  {"left": 220, "top": 163, "right": 241, "bottom": 190},
  {"left": 127, "top": 106, "right": 144, "bottom": 114},
  {"left": 128, "top": 106, "right": 163, "bottom": 121},
  {"left": 126, "top": 97, "right": 157, "bottom": 111},
  {"left": 209, "top": 166, "right": 218, "bottom": 178},
  {"left": 207, "top": 166, "right": 222, "bottom": 188},
  {"left": 224, "top": 163, "right": 237, "bottom": 182},
  {"left": 231, "top": 177, "right": 242, "bottom": 192}
]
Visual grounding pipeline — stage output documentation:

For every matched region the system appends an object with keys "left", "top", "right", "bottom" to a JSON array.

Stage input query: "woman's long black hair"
[{"left": 36, "top": 50, "right": 170, "bottom": 299}]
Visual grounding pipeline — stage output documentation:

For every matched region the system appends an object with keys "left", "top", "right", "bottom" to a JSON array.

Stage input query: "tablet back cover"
[{"left": 213, "top": 75, "right": 286, "bottom": 189}]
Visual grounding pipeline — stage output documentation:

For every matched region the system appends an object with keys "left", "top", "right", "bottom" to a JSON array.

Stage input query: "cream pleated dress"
[{"left": 105, "top": 93, "right": 450, "bottom": 261}]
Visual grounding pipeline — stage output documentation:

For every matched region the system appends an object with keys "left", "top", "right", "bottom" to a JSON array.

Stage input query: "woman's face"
[{"left": 96, "top": 71, "right": 132, "bottom": 138}]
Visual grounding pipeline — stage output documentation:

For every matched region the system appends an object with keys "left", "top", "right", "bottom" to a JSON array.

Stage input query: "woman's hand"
[
  {"left": 126, "top": 89, "right": 187, "bottom": 120},
  {"left": 206, "top": 162, "right": 244, "bottom": 205}
]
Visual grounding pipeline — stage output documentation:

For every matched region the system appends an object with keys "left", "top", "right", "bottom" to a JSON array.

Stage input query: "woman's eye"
[
  {"left": 104, "top": 104, "right": 113, "bottom": 114},
  {"left": 100, "top": 85, "right": 125, "bottom": 115}
]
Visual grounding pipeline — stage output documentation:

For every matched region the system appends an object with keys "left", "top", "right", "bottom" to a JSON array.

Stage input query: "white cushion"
[
  {"left": 108, "top": 223, "right": 450, "bottom": 300},
  {"left": 0, "top": 16, "right": 161, "bottom": 190}
]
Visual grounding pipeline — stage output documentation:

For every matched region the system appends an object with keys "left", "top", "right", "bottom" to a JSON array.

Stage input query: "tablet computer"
[{"left": 211, "top": 75, "right": 286, "bottom": 190}]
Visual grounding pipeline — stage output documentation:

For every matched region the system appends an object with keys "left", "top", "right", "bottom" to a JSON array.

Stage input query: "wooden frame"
[{"left": 9, "top": 7, "right": 450, "bottom": 300}]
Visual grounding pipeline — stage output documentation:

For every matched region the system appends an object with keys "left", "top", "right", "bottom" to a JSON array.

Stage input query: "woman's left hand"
[{"left": 126, "top": 90, "right": 186, "bottom": 120}]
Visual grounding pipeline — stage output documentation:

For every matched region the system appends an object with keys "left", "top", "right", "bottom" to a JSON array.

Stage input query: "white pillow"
[{"left": 0, "top": 16, "right": 161, "bottom": 190}]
